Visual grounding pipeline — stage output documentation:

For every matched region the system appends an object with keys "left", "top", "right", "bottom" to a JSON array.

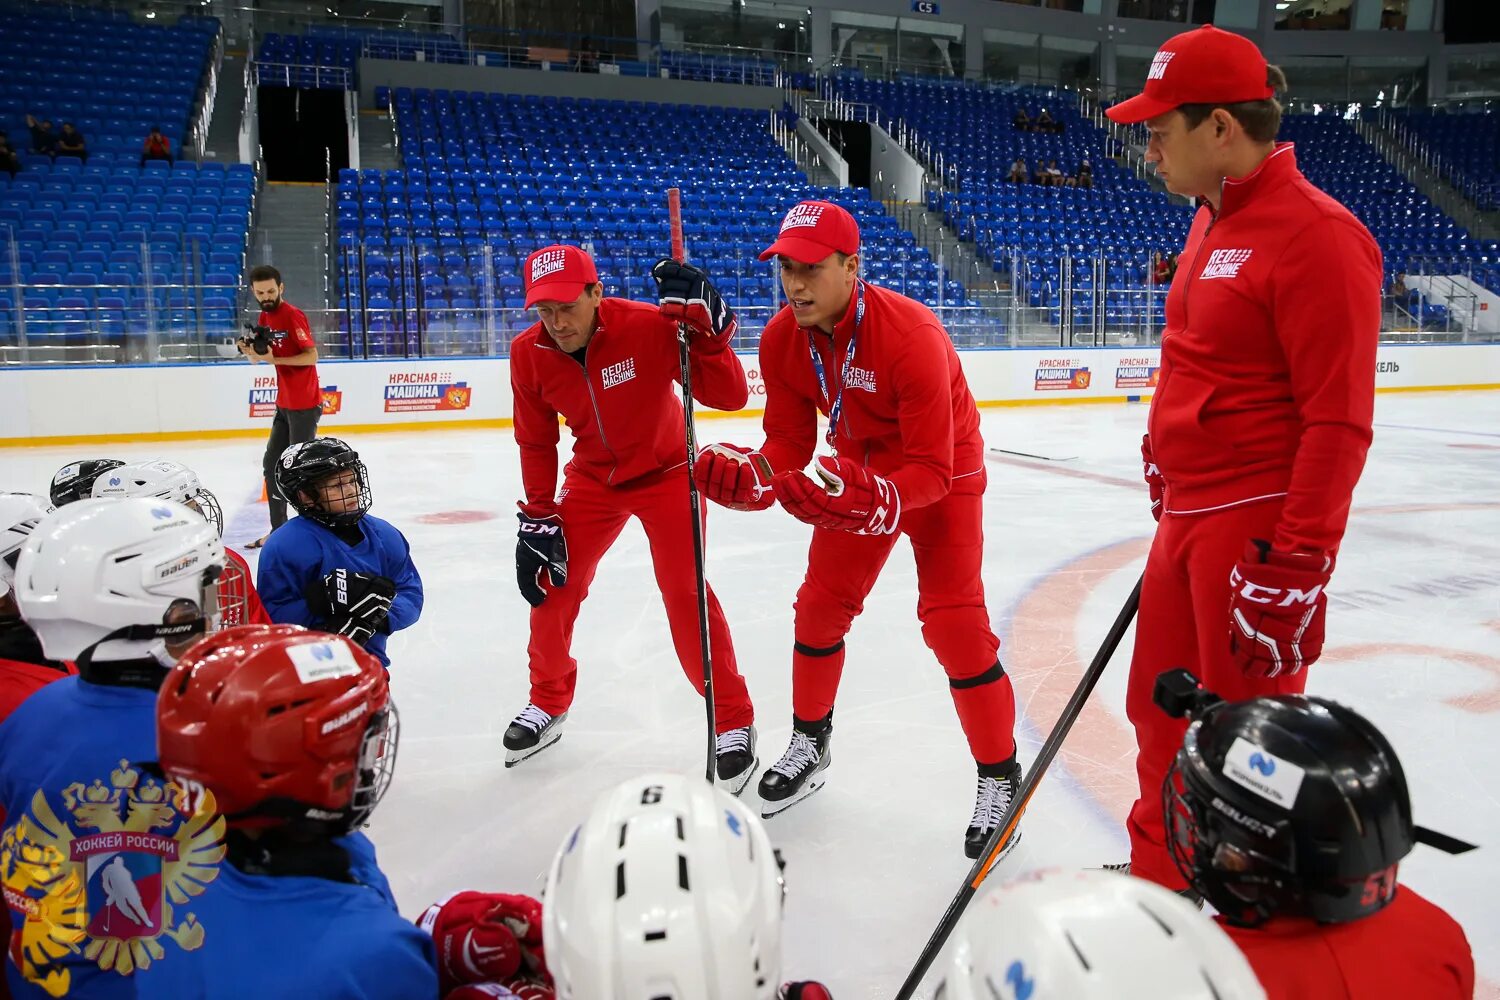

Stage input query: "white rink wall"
[{"left": 2, "top": 343, "right": 1499, "bottom": 443}]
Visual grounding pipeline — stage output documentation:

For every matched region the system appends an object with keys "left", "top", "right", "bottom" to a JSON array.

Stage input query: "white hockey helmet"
[
  {"left": 544, "top": 773, "right": 786, "bottom": 1000},
  {"left": 0, "top": 492, "right": 49, "bottom": 601},
  {"left": 934, "top": 869, "right": 1266, "bottom": 1000},
  {"left": 13, "top": 498, "right": 230, "bottom": 666},
  {"left": 91, "top": 459, "right": 225, "bottom": 536}
]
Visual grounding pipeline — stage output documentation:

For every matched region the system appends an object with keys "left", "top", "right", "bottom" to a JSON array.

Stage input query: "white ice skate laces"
[
  {"left": 770, "top": 731, "right": 820, "bottom": 778},
  {"left": 970, "top": 774, "right": 1015, "bottom": 832},
  {"left": 513, "top": 703, "right": 553, "bottom": 734},
  {"left": 716, "top": 727, "right": 753, "bottom": 756}
]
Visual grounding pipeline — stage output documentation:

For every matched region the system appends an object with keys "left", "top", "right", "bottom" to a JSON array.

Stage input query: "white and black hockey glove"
[
  {"left": 516, "top": 510, "right": 567, "bottom": 608},
  {"left": 306, "top": 569, "right": 396, "bottom": 645},
  {"left": 651, "top": 258, "right": 737, "bottom": 345}
]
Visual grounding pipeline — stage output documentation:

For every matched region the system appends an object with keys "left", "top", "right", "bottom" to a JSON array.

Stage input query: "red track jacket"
[
  {"left": 1149, "top": 144, "right": 1382, "bottom": 553},
  {"left": 758, "top": 281, "right": 984, "bottom": 510},
  {"left": 511, "top": 298, "right": 750, "bottom": 509}
]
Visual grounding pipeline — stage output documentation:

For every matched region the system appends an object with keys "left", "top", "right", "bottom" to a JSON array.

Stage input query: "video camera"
[
  {"left": 239, "top": 322, "right": 283, "bottom": 354},
  {"left": 1153, "top": 668, "right": 1225, "bottom": 722}
]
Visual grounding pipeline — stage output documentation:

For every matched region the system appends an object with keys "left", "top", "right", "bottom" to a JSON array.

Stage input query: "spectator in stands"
[
  {"left": 1007, "top": 158, "right": 1029, "bottom": 184},
  {"left": 1012, "top": 107, "right": 1032, "bottom": 132},
  {"left": 1034, "top": 158, "right": 1051, "bottom": 186},
  {"left": 1076, "top": 158, "right": 1094, "bottom": 189},
  {"left": 1390, "top": 271, "right": 1410, "bottom": 299},
  {"left": 24, "top": 114, "right": 56, "bottom": 156},
  {"left": 56, "top": 122, "right": 86, "bottom": 163},
  {"left": 1035, "top": 108, "right": 1061, "bottom": 133},
  {"left": 0, "top": 132, "right": 20, "bottom": 178},
  {"left": 141, "top": 125, "right": 174, "bottom": 166},
  {"left": 1045, "top": 159, "right": 1064, "bottom": 185}
]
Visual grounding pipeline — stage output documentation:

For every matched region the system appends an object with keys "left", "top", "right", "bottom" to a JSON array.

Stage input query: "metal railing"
[
  {"left": 5, "top": 242, "right": 1493, "bottom": 367},
  {"left": 252, "top": 61, "right": 353, "bottom": 90}
]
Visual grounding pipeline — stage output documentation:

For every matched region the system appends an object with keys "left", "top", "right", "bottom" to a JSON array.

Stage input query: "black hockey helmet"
[
  {"left": 273, "top": 437, "right": 371, "bottom": 528},
  {"left": 49, "top": 458, "right": 125, "bottom": 508},
  {"left": 1163, "top": 692, "right": 1415, "bottom": 927}
]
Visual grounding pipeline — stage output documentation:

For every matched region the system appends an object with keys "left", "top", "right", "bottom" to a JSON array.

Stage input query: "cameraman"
[{"left": 240, "top": 264, "right": 321, "bottom": 548}]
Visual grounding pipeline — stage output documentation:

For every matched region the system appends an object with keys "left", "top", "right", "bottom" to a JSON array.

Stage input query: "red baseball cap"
[
  {"left": 522, "top": 244, "right": 599, "bottom": 307},
  {"left": 1105, "top": 25, "right": 1272, "bottom": 125},
  {"left": 759, "top": 201, "right": 861, "bottom": 264}
]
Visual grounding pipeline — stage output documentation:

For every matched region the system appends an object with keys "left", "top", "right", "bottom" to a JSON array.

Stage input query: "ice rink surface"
[{"left": 5, "top": 389, "right": 1498, "bottom": 999}]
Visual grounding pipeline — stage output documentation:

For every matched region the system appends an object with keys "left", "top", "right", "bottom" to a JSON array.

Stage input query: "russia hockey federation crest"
[{"left": 0, "top": 760, "right": 225, "bottom": 994}]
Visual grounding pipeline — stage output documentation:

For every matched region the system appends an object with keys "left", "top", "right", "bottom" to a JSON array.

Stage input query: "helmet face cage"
[
  {"left": 280, "top": 448, "right": 373, "bottom": 528},
  {"left": 192, "top": 487, "right": 225, "bottom": 537},
  {"left": 349, "top": 700, "right": 399, "bottom": 829},
  {"left": 1164, "top": 753, "right": 1297, "bottom": 928},
  {"left": 215, "top": 557, "right": 251, "bottom": 628}
]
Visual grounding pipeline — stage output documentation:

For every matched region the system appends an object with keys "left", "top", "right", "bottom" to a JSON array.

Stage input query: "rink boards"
[{"left": 3, "top": 342, "right": 1498, "bottom": 445}]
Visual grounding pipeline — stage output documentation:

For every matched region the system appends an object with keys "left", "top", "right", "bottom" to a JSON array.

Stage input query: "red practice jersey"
[
  {"left": 1150, "top": 144, "right": 1382, "bottom": 553},
  {"left": 1222, "top": 885, "right": 1474, "bottom": 1000},
  {"left": 258, "top": 301, "right": 321, "bottom": 410},
  {"left": 510, "top": 298, "right": 749, "bottom": 508},
  {"left": 758, "top": 280, "right": 983, "bottom": 509}
]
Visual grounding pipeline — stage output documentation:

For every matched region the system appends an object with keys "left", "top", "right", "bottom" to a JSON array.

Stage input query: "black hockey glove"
[
  {"left": 306, "top": 569, "right": 396, "bottom": 645},
  {"left": 651, "top": 258, "right": 737, "bottom": 346},
  {"left": 516, "top": 510, "right": 567, "bottom": 608}
]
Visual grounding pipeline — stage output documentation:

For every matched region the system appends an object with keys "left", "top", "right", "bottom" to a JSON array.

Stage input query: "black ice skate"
[
  {"left": 965, "top": 758, "right": 1024, "bottom": 861},
  {"left": 715, "top": 725, "right": 759, "bottom": 797},
  {"left": 503, "top": 704, "right": 566, "bottom": 767},
  {"left": 758, "top": 715, "right": 832, "bottom": 818}
]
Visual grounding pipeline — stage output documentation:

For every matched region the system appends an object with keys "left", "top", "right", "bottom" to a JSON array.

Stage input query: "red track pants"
[
  {"left": 788, "top": 470, "right": 1017, "bottom": 766},
  {"left": 1126, "top": 498, "right": 1308, "bottom": 887},
  {"left": 526, "top": 469, "right": 754, "bottom": 733}
]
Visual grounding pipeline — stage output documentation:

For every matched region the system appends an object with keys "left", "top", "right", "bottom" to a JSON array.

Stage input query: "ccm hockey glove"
[
  {"left": 516, "top": 506, "right": 568, "bottom": 608},
  {"left": 694, "top": 443, "right": 775, "bottom": 512},
  {"left": 1228, "top": 540, "right": 1333, "bottom": 679},
  {"left": 651, "top": 258, "right": 737, "bottom": 347}
]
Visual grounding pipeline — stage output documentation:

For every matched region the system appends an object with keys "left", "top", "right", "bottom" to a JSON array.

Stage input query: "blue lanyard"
[{"left": 806, "top": 280, "right": 866, "bottom": 450}]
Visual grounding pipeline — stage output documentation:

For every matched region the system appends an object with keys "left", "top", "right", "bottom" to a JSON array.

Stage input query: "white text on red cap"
[
  {"left": 780, "top": 203, "right": 826, "bottom": 233},
  {"left": 1147, "top": 51, "right": 1176, "bottom": 81},
  {"left": 531, "top": 249, "right": 567, "bottom": 283}
]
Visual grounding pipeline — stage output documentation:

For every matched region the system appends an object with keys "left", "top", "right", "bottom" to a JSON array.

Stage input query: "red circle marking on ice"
[{"left": 414, "top": 510, "right": 498, "bottom": 524}]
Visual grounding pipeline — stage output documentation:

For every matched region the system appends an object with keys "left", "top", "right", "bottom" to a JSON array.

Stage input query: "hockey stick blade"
[
  {"left": 892, "top": 574, "right": 1143, "bottom": 1000},
  {"left": 988, "top": 447, "right": 1078, "bottom": 463}
]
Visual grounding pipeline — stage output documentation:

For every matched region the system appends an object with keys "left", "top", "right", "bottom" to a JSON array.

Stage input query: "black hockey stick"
[
  {"left": 668, "top": 187, "right": 717, "bottom": 785},
  {"left": 893, "top": 574, "right": 1144, "bottom": 999},
  {"left": 988, "top": 447, "right": 1078, "bottom": 462}
]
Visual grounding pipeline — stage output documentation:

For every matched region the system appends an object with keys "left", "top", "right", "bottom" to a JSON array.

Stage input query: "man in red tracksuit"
[
  {"left": 1104, "top": 26, "right": 1382, "bottom": 888},
  {"left": 504, "top": 244, "right": 760, "bottom": 793},
  {"left": 694, "top": 201, "right": 1022, "bottom": 859}
]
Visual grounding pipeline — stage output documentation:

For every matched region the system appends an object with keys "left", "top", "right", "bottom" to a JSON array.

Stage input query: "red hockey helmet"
[{"left": 157, "top": 623, "right": 399, "bottom": 834}]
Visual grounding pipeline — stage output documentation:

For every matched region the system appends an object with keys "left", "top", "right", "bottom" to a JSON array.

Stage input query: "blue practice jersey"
[
  {"left": 256, "top": 514, "right": 423, "bottom": 666},
  {"left": 135, "top": 833, "right": 438, "bottom": 1000},
  {"left": 0, "top": 676, "right": 167, "bottom": 999}
]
